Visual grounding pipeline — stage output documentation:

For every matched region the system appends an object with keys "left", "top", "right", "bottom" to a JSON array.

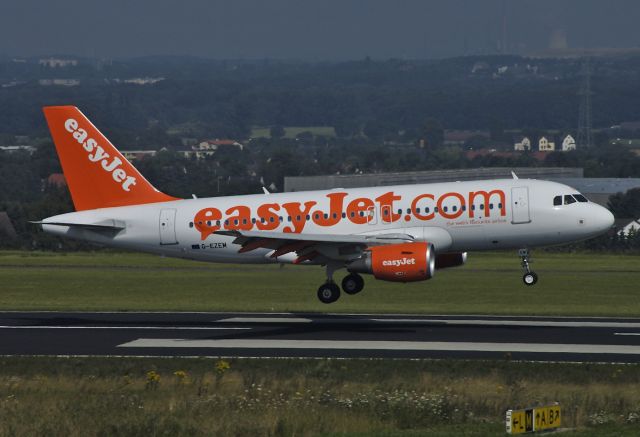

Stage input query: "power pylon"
[{"left": 577, "top": 58, "right": 593, "bottom": 148}]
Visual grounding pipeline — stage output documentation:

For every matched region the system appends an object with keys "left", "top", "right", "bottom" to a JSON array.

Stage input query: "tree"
[
  {"left": 421, "top": 118, "right": 444, "bottom": 148},
  {"left": 608, "top": 188, "right": 640, "bottom": 219}
]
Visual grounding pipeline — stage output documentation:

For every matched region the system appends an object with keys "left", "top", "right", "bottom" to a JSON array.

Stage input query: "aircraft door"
[
  {"left": 511, "top": 187, "right": 531, "bottom": 224},
  {"left": 366, "top": 205, "right": 377, "bottom": 225},
  {"left": 159, "top": 208, "right": 178, "bottom": 245}
]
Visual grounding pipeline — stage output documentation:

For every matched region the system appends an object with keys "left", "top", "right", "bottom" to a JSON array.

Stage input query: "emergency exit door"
[
  {"left": 159, "top": 208, "right": 178, "bottom": 245},
  {"left": 511, "top": 187, "right": 531, "bottom": 224}
]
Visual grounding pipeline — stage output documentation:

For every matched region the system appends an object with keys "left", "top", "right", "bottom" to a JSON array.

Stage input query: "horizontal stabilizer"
[{"left": 30, "top": 220, "right": 125, "bottom": 232}]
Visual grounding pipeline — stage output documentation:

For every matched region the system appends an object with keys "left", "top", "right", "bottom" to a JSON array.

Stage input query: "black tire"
[
  {"left": 341, "top": 273, "right": 365, "bottom": 295},
  {"left": 317, "top": 282, "right": 341, "bottom": 304},
  {"left": 523, "top": 271, "right": 538, "bottom": 286}
]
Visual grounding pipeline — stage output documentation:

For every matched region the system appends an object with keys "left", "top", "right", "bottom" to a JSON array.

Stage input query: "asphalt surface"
[{"left": 1, "top": 312, "right": 640, "bottom": 362}]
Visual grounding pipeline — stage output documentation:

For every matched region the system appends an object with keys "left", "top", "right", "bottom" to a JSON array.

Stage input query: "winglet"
[{"left": 42, "top": 106, "right": 179, "bottom": 211}]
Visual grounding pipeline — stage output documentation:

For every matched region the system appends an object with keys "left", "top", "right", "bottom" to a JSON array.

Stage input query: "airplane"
[{"left": 36, "top": 106, "right": 615, "bottom": 304}]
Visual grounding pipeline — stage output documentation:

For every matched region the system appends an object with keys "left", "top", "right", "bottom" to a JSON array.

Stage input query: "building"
[
  {"left": 197, "top": 139, "right": 244, "bottom": 151},
  {"left": 181, "top": 139, "right": 245, "bottom": 159},
  {"left": 122, "top": 77, "right": 165, "bottom": 85},
  {"left": 538, "top": 137, "right": 555, "bottom": 151},
  {"left": 38, "top": 58, "right": 78, "bottom": 68},
  {"left": 561, "top": 134, "right": 576, "bottom": 151},
  {"left": 619, "top": 219, "right": 640, "bottom": 237},
  {"left": 46, "top": 173, "right": 66, "bottom": 188},
  {"left": 38, "top": 79, "right": 80, "bottom": 87},
  {"left": 443, "top": 130, "right": 489, "bottom": 146},
  {"left": 0, "top": 145, "right": 36, "bottom": 154},
  {"left": 285, "top": 167, "right": 583, "bottom": 192},
  {"left": 121, "top": 150, "right": 158, "bottom": 161},
  {"left": 514, "top": 137, "right": 531, "bottom": 151},
  {"left": 285, "top": 169, "right": 640, "bottom": 210}
]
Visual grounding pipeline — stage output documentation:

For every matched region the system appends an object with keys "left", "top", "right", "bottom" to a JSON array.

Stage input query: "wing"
[{"left": 214, "top": 229, "right": 415, "bottom": 264}]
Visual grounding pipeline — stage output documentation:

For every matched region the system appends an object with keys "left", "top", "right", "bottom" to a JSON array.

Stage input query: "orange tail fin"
[{"left": 43, "top": 106, "right": 178, "bottom": 211}]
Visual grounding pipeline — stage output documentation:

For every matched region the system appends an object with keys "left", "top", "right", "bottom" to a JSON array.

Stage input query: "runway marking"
[
  {"left": 372, "top": 319, "right": 640, "bottom": 328},
  {"left": 0, "top": 326, "right": 250, "bottom": 330},
  {"left": 117, "top": 339, "right": 640, "bottom": 355},
  {"left": 614, "top": 333, "right": 640, "bottom": 336},
  {"left": 218, "top": 317, "right": 312, "bottom": 323}
]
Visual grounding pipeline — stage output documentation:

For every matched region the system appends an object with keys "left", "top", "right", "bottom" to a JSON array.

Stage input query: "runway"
[{"left": 1, "top": 312, "right": 640, "bottom": 362}]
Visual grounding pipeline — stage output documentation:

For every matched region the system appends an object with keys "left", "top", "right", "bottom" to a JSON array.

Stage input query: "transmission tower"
[{"left": 577, "top": 58, "right": 593, "bottom": 148}]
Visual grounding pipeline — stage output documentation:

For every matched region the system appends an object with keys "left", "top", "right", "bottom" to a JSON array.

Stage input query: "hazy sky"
[{"left": 3, "top": 0, "right": 640, "bottom": 59}]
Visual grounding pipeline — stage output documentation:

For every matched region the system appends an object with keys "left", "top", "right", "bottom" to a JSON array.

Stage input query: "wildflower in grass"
[
  {"left": 145, "top": 370, "right": 160, "bottom": 390},
  {"left": 215, "top": 360, "right": 231, "bottom": 375},
  {"left": 173, "top": 370, "right": 188, "bottom": 383}
]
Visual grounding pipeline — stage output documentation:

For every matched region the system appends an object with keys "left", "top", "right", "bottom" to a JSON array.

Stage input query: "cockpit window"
[
  {"left": 555, "top": 193, "right": 588, "bottom": 206},
  {"left": 574, "top": 194, "right": 588, "bottom": 203}
]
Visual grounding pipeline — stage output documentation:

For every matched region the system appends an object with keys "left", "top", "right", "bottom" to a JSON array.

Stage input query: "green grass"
[
  {"left": 251, "top": 126, "right": 336, "bottom": 139},
  {"left": 0, "top": 250, "right": 638, "bottom": 314},
  {"left": 0, "top": 356, "right": 638, "bottom": 436}
]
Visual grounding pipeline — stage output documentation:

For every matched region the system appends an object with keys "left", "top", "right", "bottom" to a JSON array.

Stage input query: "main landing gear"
[
  {"left": 317, "top": 264, "right": 365, "bottom": 304},
  {"left": 342, "top": 273, "right": 365, "bottom": 295},
  {"left": 519, "top": 248, "right": 538, "bottom": 286}
]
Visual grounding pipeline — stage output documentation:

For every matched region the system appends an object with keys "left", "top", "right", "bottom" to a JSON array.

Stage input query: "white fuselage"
[{"left": 42, "top": 178, "right": 614, "bottom": 263}]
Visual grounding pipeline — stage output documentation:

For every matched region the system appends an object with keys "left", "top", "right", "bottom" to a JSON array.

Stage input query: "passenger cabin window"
[
  {"left": 564, "top": 195, "right": 577, "bottom": 205},
  {"left": 553, "top": 196, "right": 562, "bottom": 206}
]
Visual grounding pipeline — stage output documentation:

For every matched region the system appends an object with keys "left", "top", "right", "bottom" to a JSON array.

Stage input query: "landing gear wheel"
[
  {"left": 317, "top": 282, "right": 341, "bottom": 304},
  {"left": 523, "top": 271, "right": 538, "bottom": 286},
  {"left": 518, "top": 248, "right": 538, "bottom": 286},
  {"left": 341, "top": 273, "right": 365, "bottom": 295}
]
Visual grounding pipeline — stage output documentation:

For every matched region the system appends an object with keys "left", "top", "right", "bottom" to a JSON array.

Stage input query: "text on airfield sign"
[{"left": 506, "top": 404, "right": 561, "bottom": 434}]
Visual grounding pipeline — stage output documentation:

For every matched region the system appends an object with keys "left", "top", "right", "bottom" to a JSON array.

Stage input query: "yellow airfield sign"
[{"left": 506, "top": 404, "right": 561, "bottom": 434}]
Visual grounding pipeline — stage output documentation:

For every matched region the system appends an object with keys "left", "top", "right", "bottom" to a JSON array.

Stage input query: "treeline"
[{"left": 3, "top": 55, "right": 640, "bottom": 145}]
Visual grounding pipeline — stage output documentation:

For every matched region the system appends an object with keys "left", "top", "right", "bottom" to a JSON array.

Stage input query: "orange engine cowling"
[
  {"left": 348, "top": 242, "right": 435, "bottom": 282},
  {"left": 435, "top": 252, "right": 467, "bottom": 270}
]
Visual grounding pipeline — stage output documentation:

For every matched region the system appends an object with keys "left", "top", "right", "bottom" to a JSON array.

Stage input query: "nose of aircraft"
[{"left": 591, "top": 204, "right": 615, "bottom": 234}]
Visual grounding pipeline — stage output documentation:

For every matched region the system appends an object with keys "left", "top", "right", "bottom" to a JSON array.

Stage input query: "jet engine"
[
  {"left": 435, "top": 252, "right": 467, "bottom": 270},
  {"left": 347, "top": 242, "right": 435, "bottom": 282}
]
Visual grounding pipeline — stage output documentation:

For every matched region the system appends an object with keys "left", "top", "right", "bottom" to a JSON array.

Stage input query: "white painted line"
[
  {"left": 218, "top": 317, "right": 312, "bottom": 323},
  {"left": 614, "top": 333, "right": 640, "bottom": 336},
  {"left": 0, "top": 326, "right": 250, "bottom": 330},
  {"left": 1, "top": 311, "right": 640, "bottom": 322},
  {"left": 371, "top": 319, "right": 640, "bottom": 329},
  {"left": 117, "top": 339, "right": 640, "bottom": 355}
]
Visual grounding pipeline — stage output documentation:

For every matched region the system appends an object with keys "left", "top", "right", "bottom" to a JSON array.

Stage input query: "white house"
[
  {"left": 538, "top": 136, "right": 555, "bottom": 152},
  {"left": 562, "top": 134, "right": 576, "bottom": 151},
  {"left": 514, "top": 137, "right": 531, "bottom": 151},
  {"left": 619, "top": 219, "right": 640, "bottom": 238}
]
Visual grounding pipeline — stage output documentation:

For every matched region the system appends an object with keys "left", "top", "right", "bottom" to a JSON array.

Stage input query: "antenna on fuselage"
[
  {"left": 262, "top": 186, "right": 270, "bottom": 195},
  {"left": 511, "top": 171, "right": 519, "bottom": 180}
]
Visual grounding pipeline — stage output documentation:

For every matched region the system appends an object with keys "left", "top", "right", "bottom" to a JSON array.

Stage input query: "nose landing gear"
[{"left": 519, "top": 249, "right": 538, "bottom": 285}]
